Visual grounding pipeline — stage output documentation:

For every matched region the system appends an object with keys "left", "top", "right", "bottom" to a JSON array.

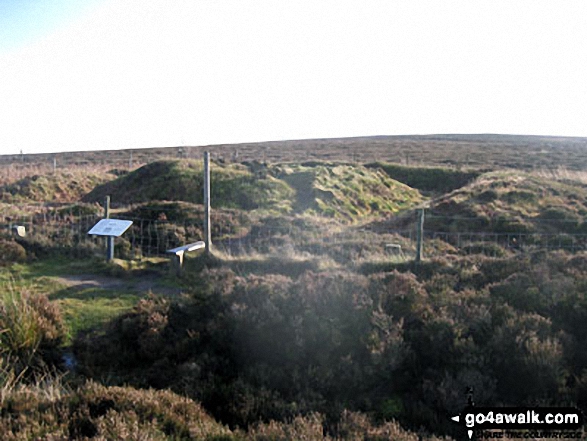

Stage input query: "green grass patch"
[
  {"left": 1, "top": 257, "right": 172, "bottom": 343},
  {"left": 56, "top": 293, "right": 139, "bottom": 340},
  {"left": 277, "top": 163, "right": 424, "bottom": 222}
]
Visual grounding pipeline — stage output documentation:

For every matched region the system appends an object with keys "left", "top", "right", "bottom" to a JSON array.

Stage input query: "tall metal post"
[
  {"left": 204, "top": 152, "right": 212, "bottom": 255},
  {"left": 415, "top": 208, "right": 425, "bottom": 263},
  {"left": 104, "top": 196, "right": 114, "bottom": 261}
]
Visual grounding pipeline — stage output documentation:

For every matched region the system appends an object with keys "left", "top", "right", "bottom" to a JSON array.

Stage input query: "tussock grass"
[
  {"left": 0, "top": 280, "right": 65, "bottom": 376},
  {"left": 531, "top": 166, "right": 587, "bottom": 186}
]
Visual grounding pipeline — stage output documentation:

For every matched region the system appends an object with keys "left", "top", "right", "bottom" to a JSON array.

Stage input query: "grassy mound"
[
  {"left": 1, "top": 171, "right": 113, "bottom": 204},
  {"left": 366, "top": 162, "right": 481, "bottom": 194},
  {"left": 83, "top": 160, "right": 424, "bottom": 222},
  {"left": 83, "top": 160, "right": 295, "bottom": 212},
  {"left": 426, "top": 171, "right": 587, "bottom": 234},
  {"left": 277, "top": 163, "right": 424, "bottom": 221}
]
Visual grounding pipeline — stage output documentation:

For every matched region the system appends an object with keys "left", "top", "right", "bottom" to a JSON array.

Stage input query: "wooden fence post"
[
  {"left": 104, "top": 196, "right": 114, "bottom": 261},
  {"left": 204, "top": 152, "right": 212, "bottom": 255},
  {"left": 415, "top": 208, "right": 425, "bottom": 263}
]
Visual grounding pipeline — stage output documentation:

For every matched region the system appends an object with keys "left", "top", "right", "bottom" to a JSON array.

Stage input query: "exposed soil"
[{"left": 51, "top": 273, "right": 181, "bottom": 296}]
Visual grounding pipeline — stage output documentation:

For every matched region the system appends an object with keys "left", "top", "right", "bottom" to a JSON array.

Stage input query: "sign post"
[
  {"left": 104, "top": 196, "right": 114, "bottom": 261},
  {"left": 88, "top": 219, "right": 133, "bottom": 262}
]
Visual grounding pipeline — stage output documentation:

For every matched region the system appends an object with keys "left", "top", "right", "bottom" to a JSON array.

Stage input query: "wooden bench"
[
  {"left": 166, "top": 241, "right": 206, "bottom": 275},
  {"left": 385, "top": 243, "right": 402, "bottom": 255}
]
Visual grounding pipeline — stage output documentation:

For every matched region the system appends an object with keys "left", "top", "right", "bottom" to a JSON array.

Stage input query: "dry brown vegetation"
[
  {"left": 2, "top": 134, "right": 587, "bottom": 439},
  {"left": 3, "top": 134, "right": 587, "bottom": 171}
]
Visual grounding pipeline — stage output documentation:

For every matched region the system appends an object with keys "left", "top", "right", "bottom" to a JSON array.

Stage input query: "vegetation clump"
[
  {"left": 0, "top": 285, "right": 65, "bottom": 375},
  {"left": 1, "top": 171, "right": 113, "bottom": 203},
  {"left": 71, "top": 250, "right": 587, "bottom": 439},
  {"left": 277, "top": 163, "right": 424, "bottom": 221},
  {"left": 425, "top": 171, "right": 587, "bottom": 234},
  {"left": 0, "top": 240, "right": 27, "bottom": 266},
  {"left": 83, "top": 160, "right": 296, "bottom": 212},
  {"left": 0, "top": 381, "right": 233, "bottom": 440}
]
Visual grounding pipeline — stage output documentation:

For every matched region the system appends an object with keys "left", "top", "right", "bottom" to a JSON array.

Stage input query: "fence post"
[
  {"left": 204, "top": 151, "right": 212, "bottom": 256},
  {"left": 104, "top": 196, "right": 114, "bottom": 261},
  {"left": 415, "top": 208, "right": 425, "bottom": 263}
]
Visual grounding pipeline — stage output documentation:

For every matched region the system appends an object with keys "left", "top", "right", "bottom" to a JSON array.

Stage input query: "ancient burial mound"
[
  {"left": 84, "top": 160, "right": 424, "bottom": 223},
  {"left": 425, "top": 171, "right": 587, "bottom": 234}
]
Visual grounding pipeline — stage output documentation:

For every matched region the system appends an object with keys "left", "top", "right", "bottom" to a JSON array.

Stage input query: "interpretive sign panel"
[{"left": 88, "top": 219, "right": 133, "bottom": 237}]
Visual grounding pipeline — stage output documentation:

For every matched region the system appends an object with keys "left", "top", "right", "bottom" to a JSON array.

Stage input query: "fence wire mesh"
[{"left": 3, "top": 211, "right": 587, "bottom": 261}]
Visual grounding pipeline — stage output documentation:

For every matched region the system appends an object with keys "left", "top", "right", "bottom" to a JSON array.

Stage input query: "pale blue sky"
[
  {"left": 1, "top": 0, "right": 587, "bottom": 155},
  {"left": 0, "top": 0, "right": 102, "bottom": 51}
]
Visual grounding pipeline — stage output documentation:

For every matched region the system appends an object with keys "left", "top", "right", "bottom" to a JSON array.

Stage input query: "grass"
[
  {"left": 419, "top": 170, "right": 587, "bottom": 234},
  {"left": 56, "top": 294, "right": 139, "bottom": 341},
  {"left": 0, "top": 257, "right": 174, "bottom": 343},
  {"left": 0, "top": 277, "right": 125, "bottom": 344},
  {"left": 0, "top": 170, "right": 114, "bottom": 204},
  {"left": 83, "top": 159, "right": 296, "bottom": 212},
  {"left": 80, "top": 160, "right": 425, "bottom": 224},
  {"left": 277, "top": 163, "right": 424, "bottom": 222},
  {"left": 530, "top": 166, "right": 587, "bottom": 185},
  {"left": 0, "top": 281, "right": 65, "bottom": 374}
]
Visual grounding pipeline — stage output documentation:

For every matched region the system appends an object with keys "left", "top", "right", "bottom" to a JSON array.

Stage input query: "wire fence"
[{"left": 3, "top": 211, "right": 587, "bottom": 262}]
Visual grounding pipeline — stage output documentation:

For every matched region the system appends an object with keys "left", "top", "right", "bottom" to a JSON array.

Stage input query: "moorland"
[{"left": 2, "top": 134, "right": 587, "bottom": 440}]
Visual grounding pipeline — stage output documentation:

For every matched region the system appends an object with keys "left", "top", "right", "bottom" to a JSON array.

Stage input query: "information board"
[{"left": 88, "top": 219, "right": 133, "bottom": 237}]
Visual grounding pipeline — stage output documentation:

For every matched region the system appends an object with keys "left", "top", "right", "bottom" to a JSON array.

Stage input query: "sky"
[{"left": 1, "top": 0, "right": 587, "bottom": 155}]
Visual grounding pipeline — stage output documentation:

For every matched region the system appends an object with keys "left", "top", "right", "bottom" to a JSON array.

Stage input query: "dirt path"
[{"left": 51, "top": 274, "right": 181, "bottom": 296}]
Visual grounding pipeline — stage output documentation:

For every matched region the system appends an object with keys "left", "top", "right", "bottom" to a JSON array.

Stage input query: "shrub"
[
  {"left": 247, "top": 413, "right": 325, "bottom": 440},
  {"left": 538, "top": 206, "right": 582, "bottom": 233},
  {"left": 0, "top": 240, "right": 26, "bottom": 265},
  {"left": 0, "top": 381, "right": 233, "bottom": 440},
  {"left": 56, "top": 203, "right": 102, "bottom": 217},
  {"left": 461, "top": 241, "right": 509, "bottom": 257},
  {"left": 0, "top": 284, "right": 65, "bottom": 374},
  {"left": 489, "top": 312, "right": 567, "bottom": 404},
  {"left": 335, "top": 410, "right": 448, "bottom": 441},
  {"left": 75, "top": 269, "right": 408, "bottom": 428},
  {"left": 372, "top": 270, "right": 429, "bottom": 320}
]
